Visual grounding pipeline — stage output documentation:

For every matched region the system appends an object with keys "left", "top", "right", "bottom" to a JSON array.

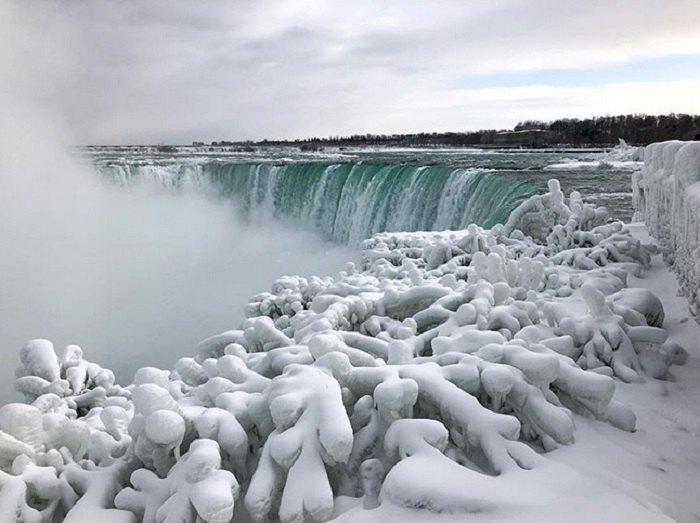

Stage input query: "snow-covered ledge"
[{"left": 633, "top": 141, "right": 700, "bottom": 313}]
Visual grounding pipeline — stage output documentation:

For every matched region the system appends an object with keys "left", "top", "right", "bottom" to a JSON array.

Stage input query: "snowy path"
[{"left": 549, "top": 224, "right": 700, "bottom": 523}]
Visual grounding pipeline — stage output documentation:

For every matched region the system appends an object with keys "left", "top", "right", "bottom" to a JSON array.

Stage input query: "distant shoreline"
[
  {"left": 79, "top": 144, "right": 610, "bottom": 154},
  {"left": 170, "top": 113, "right": 698, "bottom": 150}
]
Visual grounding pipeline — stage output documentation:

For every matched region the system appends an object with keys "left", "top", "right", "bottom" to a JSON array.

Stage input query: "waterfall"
[{"left": 98, "top": 161, "right": 538, "bottom": 245}]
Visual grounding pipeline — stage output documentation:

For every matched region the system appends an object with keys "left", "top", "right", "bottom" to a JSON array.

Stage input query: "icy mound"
[
  {"left": 605, "top": 139, "right": 645, "bottom": 162},
  {"left": 545, "top": 140, "right": 644, "bottom": 172},
  {"left": 0, "top": 179, "right": 685, "bottom": 522},
  {"left": 543, "top": 159, "right": 642, "bottom": 171},
  {"left": 633, "top": 140, "right": 700, "bottom": 314}
]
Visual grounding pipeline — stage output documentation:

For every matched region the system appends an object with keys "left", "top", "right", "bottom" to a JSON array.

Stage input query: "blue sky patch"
[{"left": 454, "top": 54, "right": 700, "bottom": 89}]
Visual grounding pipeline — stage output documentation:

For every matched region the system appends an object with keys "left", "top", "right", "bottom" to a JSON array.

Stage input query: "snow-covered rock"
[{"left": 0, "top": 178, "right": 685, "bottom": 522}]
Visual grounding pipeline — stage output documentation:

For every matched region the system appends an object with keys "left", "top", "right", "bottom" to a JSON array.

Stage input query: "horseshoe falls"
[
  {"left": 0, "top": 144, "right": 626, "bottom": 388},
  {"left": 9, "top": 145, "right": 602, "bottom": 394},
  {"left": 99, "top": 161, "right": 538, "bottom": 245}
]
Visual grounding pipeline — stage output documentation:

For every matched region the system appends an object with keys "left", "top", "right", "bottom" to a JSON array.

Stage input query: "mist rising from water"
[
  {"left": 0, "top": 172, "right": 354, "bottom": 391},
  {"left": 0, "top": 2, "right": 353, "bottom": 400}
]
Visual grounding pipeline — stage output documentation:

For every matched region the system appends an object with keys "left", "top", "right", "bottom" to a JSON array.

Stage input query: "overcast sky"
[{"left": 3, "top": 0, "right": 700, "bottom": 144}]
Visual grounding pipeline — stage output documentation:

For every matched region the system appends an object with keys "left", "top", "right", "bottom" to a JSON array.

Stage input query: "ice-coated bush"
[{"left": 0, "top": 177, "right": 685, "bottom": 522}]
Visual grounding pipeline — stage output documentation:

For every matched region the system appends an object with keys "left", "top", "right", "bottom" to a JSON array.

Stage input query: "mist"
[
  {"left": 0, "top": 128, "right": 354, "bottom": 400},
  {"left": 0, "top": 1, "right": 353, "bottom": 400},
  {"left": 0, "top": 168, "right": 354, "bottom": 393},
  {"left": 0, "top": 122, "right": 354, "bottom": 398}
]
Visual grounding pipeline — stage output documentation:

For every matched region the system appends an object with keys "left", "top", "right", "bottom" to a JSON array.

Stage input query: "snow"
[
  {"left": 545, "top": 139, "right": 644, "bottom": 172},
  {"left": 335, "top": 456, "right": 673, "bottom": 522},
  {"left": 549, "top": 224, "right": 700, "bottom": 522},
  {"left": 0, "top": 154, "right": 698, "bottom": 521},
  {"left": 544, "top": 159, "right": 642, "bottom": 171},
  {"left": 633, "top": 140, "right": 700, "bottom": 315}
]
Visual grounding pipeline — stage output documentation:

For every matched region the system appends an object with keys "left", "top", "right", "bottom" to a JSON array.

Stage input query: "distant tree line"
[
  {"left": 208, "top": 114, "right": 700, "bottom": 148},
  {"left": 513, "top": 114, "right": 700, "bottom": 145}
]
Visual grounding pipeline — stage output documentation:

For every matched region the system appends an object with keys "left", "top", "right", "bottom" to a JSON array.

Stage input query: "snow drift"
[
  {"left": 632, "top": 140, "right": 700, "bottom": 314},
  {"left": 0, "top": 178, "right": 685, "bottom": 522}
]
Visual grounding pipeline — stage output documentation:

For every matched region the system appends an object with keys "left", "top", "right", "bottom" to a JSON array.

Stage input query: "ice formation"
[
  {"left": 544, "top": 139, "right": 644, "bottom": 172},
  {"left": 0, "top": 177, "right": 685, "bottom": 522},
  {"left": 633, "top": 140, "right": 700, "bottom": 314}
]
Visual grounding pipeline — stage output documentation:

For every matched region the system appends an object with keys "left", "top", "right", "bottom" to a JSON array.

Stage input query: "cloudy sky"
[{"left": 4, "top": 0, "right": 700, "bottom": 144}]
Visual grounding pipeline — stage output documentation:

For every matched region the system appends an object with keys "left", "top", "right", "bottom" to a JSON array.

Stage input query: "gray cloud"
[{"left": 3, "top": 0, "right": 700, "bottom": 143}]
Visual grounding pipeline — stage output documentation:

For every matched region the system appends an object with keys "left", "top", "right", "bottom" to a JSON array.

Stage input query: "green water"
[{"left": 101, "top": 161, "right": 538, "bottom": 244}]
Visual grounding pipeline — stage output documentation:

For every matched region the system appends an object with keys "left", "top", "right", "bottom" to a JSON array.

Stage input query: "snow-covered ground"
[{"left": 549, "top": 224, "right": 700, "bottom": 523}]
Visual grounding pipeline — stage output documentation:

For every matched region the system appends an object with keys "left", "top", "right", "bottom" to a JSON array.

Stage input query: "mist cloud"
[{"left": 0, "top": 0, "right": 355, "bottom": 398}]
